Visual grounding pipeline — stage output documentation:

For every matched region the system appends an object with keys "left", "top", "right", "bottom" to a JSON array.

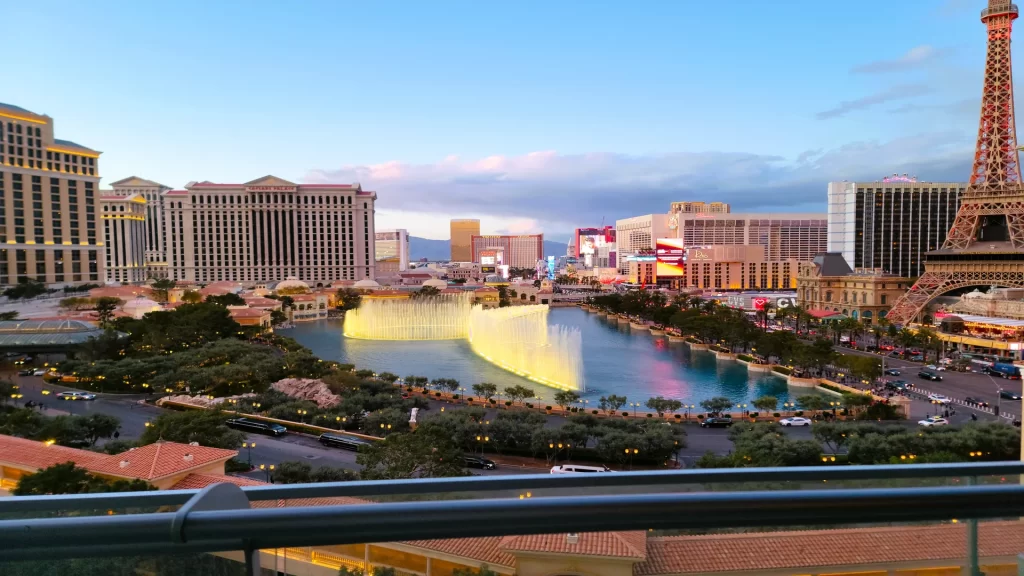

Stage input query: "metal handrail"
[
  {"left": 3, "top": 460, "right": 1023, "bottom": 513},
  {"left": 3, "top": 482, "right": 1024, "bottom": 561},
  {"left": 982, "top": 4, "right": 1019, "bottom": 19}
]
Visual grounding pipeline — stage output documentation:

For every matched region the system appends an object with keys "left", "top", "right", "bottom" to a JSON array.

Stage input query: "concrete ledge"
[
  {"left": 713, "top": 351, "right": 738, "bottom": 361},
  {"left": 787, "top": 375, "right": 820, "bottom": 388},
  {"left": 667, "top": 335, "right": 686, "bottom": 342},
  {"left": 688, "top": 342, "right": 709, "bottom": 350}
]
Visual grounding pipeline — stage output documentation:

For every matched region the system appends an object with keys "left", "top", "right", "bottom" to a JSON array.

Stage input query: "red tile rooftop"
[{"left": 0, "top": 434, "right": 236, "bottom": 482}]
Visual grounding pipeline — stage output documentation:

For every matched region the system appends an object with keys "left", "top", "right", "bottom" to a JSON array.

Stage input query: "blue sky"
[{"left": 3, "top": 0, "right": 994, "bottom": 241}]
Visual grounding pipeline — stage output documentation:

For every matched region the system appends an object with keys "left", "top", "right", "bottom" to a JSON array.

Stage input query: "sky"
[{"left": 2, "top": 0, "right": 999, "bottom": 241}]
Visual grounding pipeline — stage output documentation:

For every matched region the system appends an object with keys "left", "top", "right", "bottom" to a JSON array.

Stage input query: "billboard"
[
  {"left": 655, "top": 238, "right": 685, "bottom": 277},
  {"left": 575, "top": 227, "right": 616, "bottom": 257},
  {"left": 547, "top": 256, "right": 556, "bottom": 279},
  {"left": 480, "top": 250, "right": 500, "bottom": 274}
]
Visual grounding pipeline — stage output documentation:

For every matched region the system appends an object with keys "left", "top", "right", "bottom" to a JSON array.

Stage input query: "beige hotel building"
[
  {"left": 0, "top": 103, "right": 102, "bottom": 286},
  {"left": 163, "top": 176, "right": 376, "bottom": 284}
]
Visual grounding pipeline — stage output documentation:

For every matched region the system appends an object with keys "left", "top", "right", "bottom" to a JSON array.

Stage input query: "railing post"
[
  {"left": 243, "top": 540, "right": 261, "bottom": 576},
  {"left": 967, "top": 476, "right": 981, "bottom": 576}
]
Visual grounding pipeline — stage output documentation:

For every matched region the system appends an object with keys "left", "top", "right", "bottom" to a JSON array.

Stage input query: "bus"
[{"left": 984, "top": 362, "right": 1022, "bottom": 379}]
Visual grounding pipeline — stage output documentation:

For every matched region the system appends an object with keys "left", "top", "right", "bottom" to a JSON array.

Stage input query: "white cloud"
[
  {"left": 852, "top": 45, "right": 947, "bottom": 74},
  {"left": 816, "top": 84, "right": 931, "bottom": 119},
  {"left": 304, "top": 133, "right": 973, "bottom": 238}
]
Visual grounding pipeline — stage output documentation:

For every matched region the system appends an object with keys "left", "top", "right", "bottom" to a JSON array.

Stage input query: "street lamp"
[
  {"left": 624, "top": 447, "right": 640, "bottom": 470},
  {"left": 242, "top": 441, "right": 256, "bottom": 467},
  {"left": 252, "top": 402, "right": 262, "bottom": 412},
  {"left": 630, "top": 402, "right": 640, "bottom": 417},
  {"left": 259, "top": 463, "right": 275, "bottom": 482},
  {"left": 296, "top": 409, "right": 308, "bottom": 422}
]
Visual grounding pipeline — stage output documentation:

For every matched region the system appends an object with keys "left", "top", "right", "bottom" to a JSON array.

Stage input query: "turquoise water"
[{"left": 280, "top": 307, "right": 792, "bottom": 405}]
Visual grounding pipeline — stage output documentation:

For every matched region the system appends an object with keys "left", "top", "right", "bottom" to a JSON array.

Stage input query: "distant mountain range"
[{"left": 409, "top": 236, "right": 568, "bottom": 262}]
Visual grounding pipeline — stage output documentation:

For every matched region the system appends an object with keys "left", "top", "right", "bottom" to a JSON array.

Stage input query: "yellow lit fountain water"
[
  {"left": 342, "top": 295, "right": 584, "bottom": 391},
  {"left": 343, "top": 295, "right": 473, "bottom": 340},
  {"left": 467, "top": 305, "right": 584, "bottom": 392}
]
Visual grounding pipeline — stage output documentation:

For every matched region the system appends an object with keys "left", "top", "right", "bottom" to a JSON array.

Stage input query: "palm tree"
[{"left": 757, "top": 301, "right": 774, "bottom": 333}]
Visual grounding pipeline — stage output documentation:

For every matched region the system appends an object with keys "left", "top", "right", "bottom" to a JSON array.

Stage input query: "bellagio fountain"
[{"left": 343, "top": 294, "right": 584, "bottom": 392}]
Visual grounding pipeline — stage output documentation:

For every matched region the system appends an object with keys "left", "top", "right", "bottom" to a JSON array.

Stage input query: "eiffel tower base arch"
[{"left": 884, "top": 266, "right": 1024, "bottom": 325}]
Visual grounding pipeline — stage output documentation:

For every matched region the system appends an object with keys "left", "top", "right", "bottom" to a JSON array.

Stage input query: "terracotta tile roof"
[
  {"left": 474, "top": 286, "right": 499, "bottom": 292},
  {"left": 98, "top": 441, "right": 237, "bottom": 481},
  {"left": 229, "top": 307, "right": 269, "bottom": 318},
  {"left": 806, "top": 308, "right": 843, "bottom": 319},
  {"left": 406, "top": 537, "right": 517, "bottom": 568},
  {"left": 0, "top": 434, "right": 119, "bottom": 473},
  {"left": 172, "top": 473, "right": 267, "bottom": 490},
  {"left": 291, "top": 294, "right": 317, "bottom": 302},
  {"left": 0, "top": 435, "right": 236, "bottom": 481},
  {"left": 637, "top": 522, "right": 1024, "bottom": 575},
  {"left": 500, "top": 532, "right": 647, "bottom": 559}
]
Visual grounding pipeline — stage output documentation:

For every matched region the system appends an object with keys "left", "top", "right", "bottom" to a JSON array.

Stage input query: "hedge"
[{"left": 772, "top": 366, "right": 793, "bottom": 376}]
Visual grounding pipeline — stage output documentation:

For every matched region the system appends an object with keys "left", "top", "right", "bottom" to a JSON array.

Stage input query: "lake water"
[{"left": 280, "top": 307, "right": 793, "bottom": 405}]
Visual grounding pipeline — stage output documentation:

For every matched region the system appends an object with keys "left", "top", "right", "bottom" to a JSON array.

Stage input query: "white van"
[{"left": 550, "top": 464, "right": 613, "bottom": 474}]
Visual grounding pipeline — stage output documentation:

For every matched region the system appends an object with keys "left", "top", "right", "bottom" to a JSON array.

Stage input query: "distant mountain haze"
[{"left": 409, "top": 237, "right": 568, "bottom": 262}]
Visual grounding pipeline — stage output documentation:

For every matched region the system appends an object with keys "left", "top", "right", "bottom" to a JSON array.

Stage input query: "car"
[
  {"left": 927, "top": 393, "right": 951, "bottom": 404},
  {"left": 462, "top": 455, "right": 497, "bottom": 470},
  {"left": 17, "top": 369, "right": 33, "bottom": 376},
  {"left": 779, "top": 417, "right": 812, "bottom": 427},
  {"left": 999, "top": 389, "right": 1022, "bottom": 401},
  {"left": 918, "top": 370, "right": 943, "bottom": 382},
  {"left": 889, "top": 351, "right": 903, "bottom": 358},
  {"left": 32, "top": 369, "right": 47, "bottom": 376},
  {"left": 884, "top": 369, "right": 901, "bottom": 376},
  {"left": 550, "top": 464, "right": 612, "bottom": 474},
  {"left": 700, "top": 416, "right": 734, "bottom": 428},
  {"left": 910, "top": 355, "right": 925, "bottom": 362},
  {"left": 226, "top": 417, "right": 287, "bottom": 436},
  {"left": 56, "top": 391, "right": 96, "bottom": 401},
  {"left": 885, "top": 380, "right": 910, "bottom": 391},
  {"left": 925, "top": 364, "right": 946, "bottom": 371},
  {"left": 918, "top": 417, "right": 949, "bottom": 427},
  {"left": 964, "top": 396, "right": 990, "bottom": 407},
  {"left": 318, "top": 433, "right": 369, "bottom": 451},
  {"left": 879, "top": 344, "right": 895, "bottom": 351}
]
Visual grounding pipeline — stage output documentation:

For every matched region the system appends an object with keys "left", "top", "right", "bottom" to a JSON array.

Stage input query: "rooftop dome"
[
  {"left": 275, "top": 276, "right": 310, "bottom": 291},
  {"left": 422, "top": 278, "right": 448, "bottom": 289},
  {"left": 121, "top": 297, "right": 161, "bottom": 319},
  {"left": 353, "top": 278, "right": 381, "bottom": 289}
]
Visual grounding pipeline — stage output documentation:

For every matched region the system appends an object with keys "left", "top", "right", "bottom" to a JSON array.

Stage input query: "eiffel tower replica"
[{"left": 887, "top": 0, "right": 1024, "bottom": 325}]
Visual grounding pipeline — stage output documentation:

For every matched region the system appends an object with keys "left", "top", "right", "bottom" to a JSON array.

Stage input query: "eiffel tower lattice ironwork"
[{"left": 886, "top": 0, "right": 1024, "bottom": 325}]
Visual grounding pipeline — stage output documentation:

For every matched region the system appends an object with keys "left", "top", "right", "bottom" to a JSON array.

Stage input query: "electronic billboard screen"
[{"left": 655, "top": 238, "right": 685, "bottom": 277}]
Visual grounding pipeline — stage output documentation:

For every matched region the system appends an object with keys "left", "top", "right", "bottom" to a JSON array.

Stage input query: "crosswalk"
[{"left": 905, "top": 384, "right": 1017, "bottom": 421}]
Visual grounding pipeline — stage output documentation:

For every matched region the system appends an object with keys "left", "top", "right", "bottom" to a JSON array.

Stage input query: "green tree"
[
  {"left": 497, "top": 285, "right": 511, "bottom": 307},
  {"left": 599, "top": 394, "right": 627, "bottom": 414},
  {"left": 151, "top": 278, "right": 177, "bottom": 303},
  {"left": 14, "top": 462, "right": 153, "bottom": 495},
  {"left": 752, "top": 395, "right": 778, "bottom": 413},
  {"left": 336, "top": 288, "right": 363, "bottom": 311},
  {"left": 139, "top": 410, "right": 244, "bottom": 449},
  {"left": 700, "top": 396, "right": 733, "bottom": 416},
  {"left": 181, "top": 290, "right": 203, "bottom": 304},
  {"left": 206, "top": 293, "right": 246, "bottom": 306},
  {"left": 0, "top": 380, "right": 16, "bottom": 405},
  {"left": 412, "top": 286, "right": 441, "bottom": 299},
  {"left": 272, "top": 460, "right": 314, "bottom": 484},
  {"left": 472, "top": 382, "right": 497, "bottom": 401},
  {"left": 812, "top": 422, "right": 852, "bottom": 454},
  {"left": 270, "top": 309, "right": 289, "bottom": 325},
  {"left": 645, "top": 396, "right": 683, "bottom": 417},
  {"left": 553, "top": 390, "right": 581, "bottom": 411},
  {"left": 77, "top": 413, "right": 121, "bottom": 446},
  {"left": 357, "top": 430, "right": 468, "bottom": 480},
  {"left": 1, "top": 310, "right": 24, "bottom": 320},
  {"left": 796, "top": 394, "right": 828, "bottom": 415},
  {"left": 94, "top": 297, "right": 122, "bottom": 327}
]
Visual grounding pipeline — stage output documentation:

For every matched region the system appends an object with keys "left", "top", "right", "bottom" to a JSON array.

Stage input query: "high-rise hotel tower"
[{"left": 0, "top": 103, "right": 102, "bottom": 285}]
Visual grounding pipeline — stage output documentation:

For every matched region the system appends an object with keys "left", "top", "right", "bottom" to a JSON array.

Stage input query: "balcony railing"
[
  {"left": 982, "top": 3, "right": 1019, "bottom": 19},
  {"left": 3, "top": 462, "right": 1024, "bottom": 574}
]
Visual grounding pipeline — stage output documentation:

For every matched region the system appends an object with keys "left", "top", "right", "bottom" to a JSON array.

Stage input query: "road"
[
  {"left": 831, "top": 347, "right": 1023, "bottom": 421},
  {"left": 9, "top": 374, "right": 832, "bottom": 474}
]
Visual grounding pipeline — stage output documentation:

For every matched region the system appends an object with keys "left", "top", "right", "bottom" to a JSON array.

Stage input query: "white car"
[
  {"left": 779, "top": 417, "right": 812, "bottom": 427},
  {"left": 918, "top": 417, "right": 949, "bottom": 427},
  {"left": 925, "top": 364, "right": 946, "bottom": 371},
  {"left": 56, "top": 391, "right": 97, "bottom": 401},
  {"left": 927, "top": 394, "right": 951, "bottom": 405}
]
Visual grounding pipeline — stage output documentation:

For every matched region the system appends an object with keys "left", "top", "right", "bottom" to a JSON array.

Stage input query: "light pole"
[
  {"left": 251, "top": 402, "right": 262, "bottom": 413},
  {"left": 242, "top": 441, "right": 255, "bottom": 467},
  {"left": 630, "top": 402, "right": 640, "bottom": 417},
  {"left": 476, "top": 435, "right": 489, "bottom": 456},
  {"left": 259, "top": 463, "right": 275, "bottom": 482},
  {"left": 624, "top": 447, "right": 639, "bottom": 470},
  {"left": 296, "top": 409, "right": 308, "bottom": 423},
  {"left": 379, "top": 422, "right": 392, "bottom": 435}
]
